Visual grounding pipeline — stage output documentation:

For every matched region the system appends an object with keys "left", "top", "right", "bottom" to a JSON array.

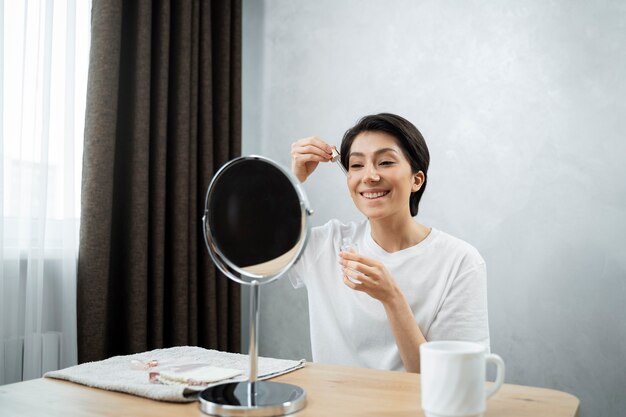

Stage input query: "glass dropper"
[{"left": 331, "top": 148, "right": 347, "bottom": 176}]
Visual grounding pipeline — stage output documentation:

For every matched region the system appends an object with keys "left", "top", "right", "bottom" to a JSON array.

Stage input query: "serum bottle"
[{"left": 340, "top": 238, "right": 362, "bottom": 284}]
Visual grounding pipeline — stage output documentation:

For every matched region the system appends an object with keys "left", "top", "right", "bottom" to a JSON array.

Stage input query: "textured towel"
[
  {"left": 44, "top": 346, "right": 306, "bottom": 402},
  {"left": 154, "top": 365, "right": 244, "bottom": 386}
]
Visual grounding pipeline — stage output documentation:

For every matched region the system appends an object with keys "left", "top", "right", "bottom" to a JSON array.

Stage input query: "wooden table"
[{"left": 0, "top": 362, "right": 579, "bottom": 417}]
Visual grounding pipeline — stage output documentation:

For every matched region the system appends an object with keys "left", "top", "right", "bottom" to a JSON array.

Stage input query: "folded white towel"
[
  {"left": 44, "top": 346, "right": 306, "bottom": 402},
  {"left": 155, "top": 365, "right": 243, "bottom": 386}
]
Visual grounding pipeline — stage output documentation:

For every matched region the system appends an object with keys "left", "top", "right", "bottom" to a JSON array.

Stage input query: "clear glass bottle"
[
  {"left": 340, "top": 237, "right": 357, "bottom": 254},
  {"left": 340, "top": 238, "right": 362, "bottom": 284}
]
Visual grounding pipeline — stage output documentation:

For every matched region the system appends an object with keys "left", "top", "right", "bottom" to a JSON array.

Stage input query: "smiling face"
[{"left": 347, "top": 131, "right": 424, "bottom": 221}]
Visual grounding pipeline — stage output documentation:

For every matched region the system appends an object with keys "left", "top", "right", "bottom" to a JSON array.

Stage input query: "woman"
[{"left": 288, "top": 113, "right": 489, "bottom": 373}]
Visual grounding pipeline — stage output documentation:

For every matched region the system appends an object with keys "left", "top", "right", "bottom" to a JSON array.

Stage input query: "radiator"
[
  {"left": 2, "top": 249, "right": 69, "bottom": 385},
  {"left": 2, "top": 331, "right": 61, "bottom": 384}
]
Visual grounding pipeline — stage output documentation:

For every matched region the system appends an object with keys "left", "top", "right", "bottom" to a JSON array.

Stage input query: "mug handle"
[{"left": 485, "top": 353, "right": 505, "bottom": 399}]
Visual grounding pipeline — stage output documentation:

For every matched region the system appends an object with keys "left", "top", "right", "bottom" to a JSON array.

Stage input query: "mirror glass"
[{"left": 203, "top": 156, "right": 310, "bottom": 285}]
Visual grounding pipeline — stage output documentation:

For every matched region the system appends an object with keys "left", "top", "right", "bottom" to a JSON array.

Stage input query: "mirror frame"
[{"left": 202, "top": 155, "right": 313, "bottom": 286}]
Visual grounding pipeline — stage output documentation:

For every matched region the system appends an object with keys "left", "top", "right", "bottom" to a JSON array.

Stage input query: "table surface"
[{"left": 0, "top": 362, "right": 579, "bottom": 417}]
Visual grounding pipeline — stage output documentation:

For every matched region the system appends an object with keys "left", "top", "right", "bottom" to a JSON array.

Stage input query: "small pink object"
[{"left": 129, "top": 359, "right": 160, "bottom": 370}]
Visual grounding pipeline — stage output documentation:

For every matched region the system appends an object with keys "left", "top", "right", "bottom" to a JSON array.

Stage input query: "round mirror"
[
  {"left": 200, "top": 155, "right": 312, "bottom": 417},
  {"left": 203, "top": 155, "right": 311, "bottom": 285}
]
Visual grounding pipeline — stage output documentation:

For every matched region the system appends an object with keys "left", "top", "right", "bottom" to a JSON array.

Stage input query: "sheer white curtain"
[{"left": 1, "top": 0, "right": 90, "bottom": 384}]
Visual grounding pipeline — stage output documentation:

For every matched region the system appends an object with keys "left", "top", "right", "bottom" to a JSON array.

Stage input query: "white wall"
[{"left": 243, "top": 2, "right": 626, "bottom": 416}]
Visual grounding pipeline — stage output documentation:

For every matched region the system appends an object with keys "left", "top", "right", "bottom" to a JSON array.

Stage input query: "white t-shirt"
[{"left": 288, "top": 219, "right": 490, "bottom": 371}]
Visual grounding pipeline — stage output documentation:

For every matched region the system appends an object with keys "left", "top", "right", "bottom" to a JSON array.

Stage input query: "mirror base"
[{"left": 199, "top": 381, "right": 306, "bottom": 417}]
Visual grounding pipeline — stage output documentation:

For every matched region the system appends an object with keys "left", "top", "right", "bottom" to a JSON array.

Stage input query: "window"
[{"left": 1, "top": 0, "right": 91, "bottom": 384}]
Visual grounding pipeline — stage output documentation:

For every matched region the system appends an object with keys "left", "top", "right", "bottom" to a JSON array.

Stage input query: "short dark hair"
[{"left": 340, "top": 113, "right": 430, "bottom": 217}]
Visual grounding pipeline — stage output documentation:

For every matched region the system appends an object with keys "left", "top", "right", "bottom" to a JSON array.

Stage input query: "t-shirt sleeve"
[
  {"left": 287, "top": 255, "right": 307, "bottom": 289},
  {"left": 285, "top": 221, "right": 333, "bottom": 289},
  {"left": 286, "top": 219, "right": 342, "bottom": 288},
  {"left": 426, "top": 261, "right": 490, "bottom": 350}
]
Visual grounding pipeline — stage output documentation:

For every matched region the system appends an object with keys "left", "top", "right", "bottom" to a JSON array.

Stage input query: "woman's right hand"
[{"left": 290, "top": 136, "right": 335, "bottom": 182}]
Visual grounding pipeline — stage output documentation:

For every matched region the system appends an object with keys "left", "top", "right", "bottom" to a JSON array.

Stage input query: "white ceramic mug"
[{"left": 420, "top": 341, "right": 505, "bottom": 417}]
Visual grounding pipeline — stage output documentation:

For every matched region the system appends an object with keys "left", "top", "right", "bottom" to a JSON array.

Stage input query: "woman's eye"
[
  {"left": 349, "top": 163, "right": 363, "bottom": 169},
  {"left": 379, "top": 161, "right": 395, "bottom": 166}
]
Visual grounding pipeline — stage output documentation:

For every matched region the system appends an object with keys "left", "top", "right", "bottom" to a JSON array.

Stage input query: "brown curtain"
[{"left": 77, "top": 0, "right": 241, "bottom": 363}]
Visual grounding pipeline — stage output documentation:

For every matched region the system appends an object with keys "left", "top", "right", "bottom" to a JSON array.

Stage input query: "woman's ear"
[{"left": 412, "top": 171, "right": 425, "bottom": 192}]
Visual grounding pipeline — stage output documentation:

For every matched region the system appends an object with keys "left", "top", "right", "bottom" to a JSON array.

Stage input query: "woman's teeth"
[{"left": 362, "top": 191, "right": 389, "bottom": 199}]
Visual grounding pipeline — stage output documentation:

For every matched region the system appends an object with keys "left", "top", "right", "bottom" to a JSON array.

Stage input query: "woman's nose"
[{"left": 364, "top": 165, "right": 380, "bottom": 182}]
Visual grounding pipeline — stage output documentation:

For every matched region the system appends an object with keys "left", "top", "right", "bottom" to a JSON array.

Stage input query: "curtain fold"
[{"left": 78, "top": 0, "right": 241, "bottom": 363}]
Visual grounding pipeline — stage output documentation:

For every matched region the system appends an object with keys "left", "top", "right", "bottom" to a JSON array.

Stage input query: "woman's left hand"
[{"left": 338, "top": 251, "right": 400, "bottom": 304}]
